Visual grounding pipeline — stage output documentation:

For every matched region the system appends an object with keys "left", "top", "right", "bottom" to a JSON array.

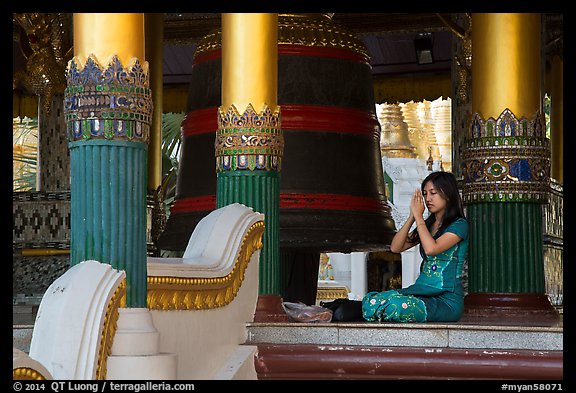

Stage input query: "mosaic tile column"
[
  {"left": 461, "top": 14, "right": 555, "bottom": 317},
  {"left": 64, "top": 14, "right": 152, "bottom": 307},
  {"left": 217, "top": 14, "right": 283, "bottom": 295},
  {"left": 37, "top": 94, "right": 70, "bottom": 191}
]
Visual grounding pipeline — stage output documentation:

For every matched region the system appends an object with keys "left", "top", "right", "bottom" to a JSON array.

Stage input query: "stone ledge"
[{"left": 246, "top": 321, "right": 563, "bottom": 351}]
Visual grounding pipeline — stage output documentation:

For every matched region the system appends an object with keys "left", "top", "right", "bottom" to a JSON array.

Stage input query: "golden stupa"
[{"left": 377, "top": 103, "right": 417, "bottom": 159}]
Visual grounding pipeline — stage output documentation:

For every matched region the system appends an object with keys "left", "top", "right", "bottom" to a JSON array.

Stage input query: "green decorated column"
[
  {"left": 216, "top": 13, "right": 282, "bottom": 296},
  {"left": 461, "top": 13, "right": 557, "bottom": 318},
  {"left": 64, "top": 14, "right": 152, "bottom": 307}
]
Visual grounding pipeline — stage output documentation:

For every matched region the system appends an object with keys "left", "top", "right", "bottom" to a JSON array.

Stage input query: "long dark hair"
[{"left": 408, "top": 171, "right": 466, "bottom": 243}]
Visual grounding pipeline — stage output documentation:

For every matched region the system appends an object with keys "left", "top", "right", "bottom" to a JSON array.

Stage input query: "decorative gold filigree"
[
  {"left": 216, "top": 131, "right": 284, "bottom": 155},
  {"left": 316, "top": 287, "right": 350, "bottom": 301},
  {"left": 147, "top": 221, "right": 264, "bottom": 310},
  {"left": 64, "top": 55, "right": 152, "bottom": 143},
  {"left": 461, "top": 108, "right": 550, "bottom": 203},
  {"left": 216, "top": 104, "right": 283, "bottom": 172},
  {"left": 437, "top": 13, "right": 472, "bottom": 104},
  {"left": 95, "top": 279, "right": 126, "bottom": 380},
  {"left": 195, "top": 14, "right": 370, "bottom": 62},
  {"left": 13, "top": 13, "right": 72, "bottom": 115},
  {"left": 13, "top": 367, "right": 47, "bottom": 380}
]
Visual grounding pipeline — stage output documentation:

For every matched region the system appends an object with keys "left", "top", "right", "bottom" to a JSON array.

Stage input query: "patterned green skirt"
[{"left": 362, "top": 290, "right": 428, "bottom": 322}]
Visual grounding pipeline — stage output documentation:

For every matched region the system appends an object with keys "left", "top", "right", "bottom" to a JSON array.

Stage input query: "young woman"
[{"left": 362, "top": 171, "right": 469, "bottom": 322}]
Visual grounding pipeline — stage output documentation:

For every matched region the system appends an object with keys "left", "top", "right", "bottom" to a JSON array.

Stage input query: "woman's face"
[{"left": 422, "top": 181, "right": 447, "bottom": 215}]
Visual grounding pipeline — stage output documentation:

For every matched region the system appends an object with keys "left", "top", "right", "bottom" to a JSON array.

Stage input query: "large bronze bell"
[{"left": 158, "top": 14, "right": 396, "bottom": 254}]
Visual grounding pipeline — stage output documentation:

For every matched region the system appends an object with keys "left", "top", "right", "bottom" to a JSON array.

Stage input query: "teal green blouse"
[{"left": 398, "top": 217, "right": 469, "bottom": 321}]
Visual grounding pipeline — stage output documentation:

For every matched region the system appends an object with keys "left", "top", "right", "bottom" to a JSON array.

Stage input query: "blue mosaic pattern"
[
  {"left": 64, "top": 56, "right": 152, "bottom": 143},
  {"left": 216, "top": 104, "right": 283, "bottom": 172},
  {"left": 461, "top": 109, "right": 550, "bottom": 203}
]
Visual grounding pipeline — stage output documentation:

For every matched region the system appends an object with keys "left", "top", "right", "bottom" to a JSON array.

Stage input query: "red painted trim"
[
  {"left": 278, "top": 44, "right": 369, "bottom": 63},
  {"left": 181, "top": 108, "right": 218, "bottom": 136},
  {"left": 281, "top": 105, "right": 379, "bottom": 135},
  {"left": 193, "top": 45, "right": 369, "bottom": 65},
  {"left": 171, "top": 193, "right": 386, "bottom": 214},
  {"left": 170, "top": 195, "right": 216, "bottom": 213},
  {"left": 193, "top": 49, "right": 221, "bottom": 65},
  {"left": 182, "top": 105, "right": 379, "bottom": 137},
  {"left": 281, "top": 193, "right": 386, "bottom": 212}
]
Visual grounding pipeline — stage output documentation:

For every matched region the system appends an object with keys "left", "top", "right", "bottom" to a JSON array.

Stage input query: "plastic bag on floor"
[{"left": 282, "top": 301, "right": 333, "bottom": 323}]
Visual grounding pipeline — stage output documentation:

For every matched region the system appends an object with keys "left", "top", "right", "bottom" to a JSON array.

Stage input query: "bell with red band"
[{"left": 157, "top": 14, "right": 396, "bottom": 253}]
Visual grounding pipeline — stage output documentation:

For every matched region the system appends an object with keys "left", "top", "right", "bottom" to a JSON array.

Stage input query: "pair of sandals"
[{"left": 320, "top": 298, "right": 364, "bottom": 322}]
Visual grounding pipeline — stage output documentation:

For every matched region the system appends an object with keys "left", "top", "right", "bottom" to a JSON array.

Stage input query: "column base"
[
  {"left": 253, "top": 295, "right": 288, "bottom": 322},
  {"left": 106, "top": 308, "right": 177, "bottom": 380},
  {"left": 461, "top": 293, "right": 561, "bottom": 325}
]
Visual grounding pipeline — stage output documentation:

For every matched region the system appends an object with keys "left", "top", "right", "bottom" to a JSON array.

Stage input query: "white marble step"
[{"left": 246, "top": 320, "right": 563, "bottom": 351}]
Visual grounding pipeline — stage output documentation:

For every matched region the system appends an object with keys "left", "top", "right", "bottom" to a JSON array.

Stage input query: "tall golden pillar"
[
  {"left": 217, "top": 14, "right": 284, "bottom": 319},
  {"left": 472, "top": 14, "right": 541, "bottom": 118},
  {"left": 461, "top": 14, "right": 557, "bottom": 320},
  {"left": 221, "top": 14, "right": 278, "bottom": 114},
  {"left": 145, "top": 14, "right": 163, "bottom": 192},
  {"left": 145, "top": 14, "right": 165, "bottom": 254},
  {"left": 65, "top": 14, "right": 152, "bottom": 307}
]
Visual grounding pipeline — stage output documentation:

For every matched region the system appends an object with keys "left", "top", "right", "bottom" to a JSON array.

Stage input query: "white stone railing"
[
  {"left": 14, "top": 203, "right": 264, "bottom": 380},
  {"left": 145, "top": 203, "right": 264, "bottom": 379}
]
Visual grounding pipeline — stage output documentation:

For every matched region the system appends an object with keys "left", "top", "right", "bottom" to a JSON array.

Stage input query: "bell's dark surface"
[{"left": 157, "top": 14, "right": 396, "bottom": 253}]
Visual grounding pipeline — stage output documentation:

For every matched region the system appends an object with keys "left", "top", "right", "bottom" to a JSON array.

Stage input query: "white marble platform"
[{"left": 246, "top": 320, "right": 563, "bottom": 351}]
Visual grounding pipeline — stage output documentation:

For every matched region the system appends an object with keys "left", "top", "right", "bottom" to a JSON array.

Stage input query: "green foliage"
[
  {"left": 160, "top": 112, "right": 185, "bottom": 216},
  {"left": 159, "top": 112, "right": 185, "bottom": 257},
  {"left": 13, "top": 117, "right": 38, "bottom": 191}
]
